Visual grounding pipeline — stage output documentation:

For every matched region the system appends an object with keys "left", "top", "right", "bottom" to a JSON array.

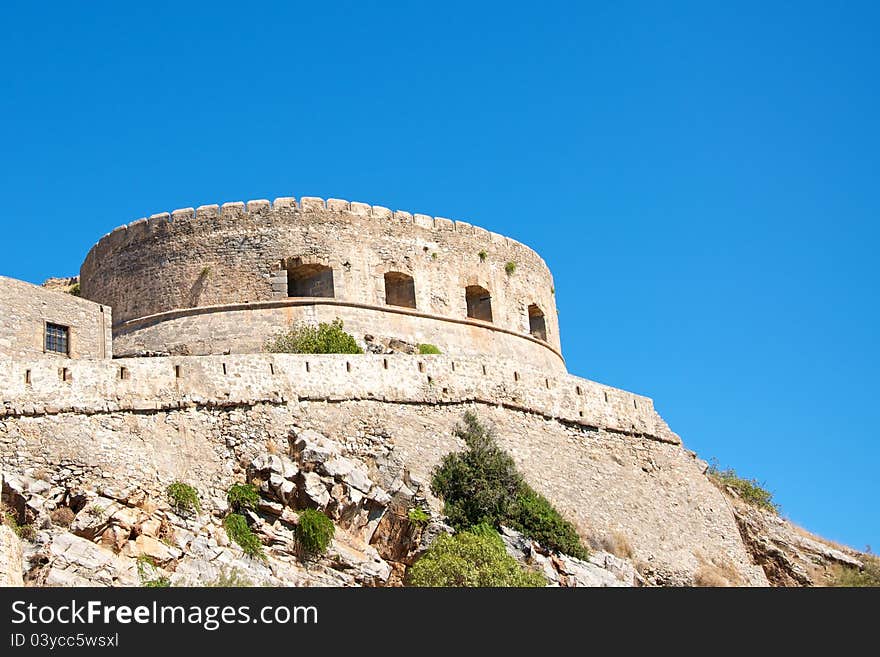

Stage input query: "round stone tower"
[{"left": 80, "top": 197, "right": 563, "bottom": 371}]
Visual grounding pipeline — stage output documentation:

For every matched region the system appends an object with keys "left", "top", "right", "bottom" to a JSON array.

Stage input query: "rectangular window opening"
[
  {"left": 222, "top": 363, "right": 228, "bottom": 376},
  {"left": 383, "top": 358, "right": 388, "bottom": 370},
  {"left": 482, "top": 364, "right": 487, "bottom": 375},
  {"left": 45, "top": 323, "right": 70, "bottom": 355},
  {"left": 119, "top": 366, "right": 128, "bottom": 381},
  {"left": 576, "top": 386, "right": 582, "bottom": 396},
  {"left": 346, "top": 361, "right": 351, "bottom": 373},
  {"left": 305, "top": 361, "right": 310, "bottom": 373},
  {"left": 418, "top": 362, "right": 425, "bottom": 373},
  {"left": 514, "top": 371, "right": 520, "bottom": 382},
  {"left": 175, "top": 365, "right": 182, "bottom": 379},
  {"left": 25, "top": 370, "right": 31, "bottom": 385},
  {"left": 604, "top": 392, "right": 609, "bottom": 403},
  {"left": 270, "top": 363, "right": 275, "bottom": 375},
  {"left": 60, "top": 368, "right": 70, "bottom": 382}
]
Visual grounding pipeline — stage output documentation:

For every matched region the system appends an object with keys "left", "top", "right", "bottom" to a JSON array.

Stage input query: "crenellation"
[
  {"left": 196, "top": 204, "right": 220, "bottom": 219},
  {"left": 413, "top": 213, "right": 433, "bottom": 229},
  {"left": 326, "top": 198, "right": 350, "bottom": 212},
  {"left": 220, "top": 201, "right": 246, "bottom": 219},
  {"left": 434, "top": 217, "right": 454, "bottom": 231},
  {"left": 370, "top": 205, "right": 392, "bottom": 219},
  {"left": 273, "top": 196, "right": 297, "bottom": 209},
  {"left": 246, "top": 199, "right": 271, "bottom": 213},
  {"left": 299, "top": 196, "right": 326, "bottom": 211},
  {"left": 349, "top": 201, "right": 371, "bottom": 215},
  {"left": 171, "top": 207, "right": 195, "bottom": 221}
]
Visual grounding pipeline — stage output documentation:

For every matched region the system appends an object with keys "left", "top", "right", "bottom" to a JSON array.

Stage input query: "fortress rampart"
[
  {"left": 80, "top": 197, "right": 561, "bottom": 365},
  {"left": 0, "top": 353, "right": 677, "bottom": 444}
]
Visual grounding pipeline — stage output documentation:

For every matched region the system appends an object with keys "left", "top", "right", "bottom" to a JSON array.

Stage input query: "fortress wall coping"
[{"left": 0, "top": 354, "right": 678, "bottom": 444}]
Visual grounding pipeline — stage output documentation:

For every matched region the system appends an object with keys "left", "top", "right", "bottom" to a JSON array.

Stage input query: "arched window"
[
  {"left": 528, "top": 304, "right": 547, "bottom": 341},
  {"left": 384, "top": 272, "right": 416, "bottom": 309},
  {"left": 287, "top": 263, "right": 335, "bottom": 298},
  {"left": 465, "top": 285, "right": 493, "bottom": 322}
]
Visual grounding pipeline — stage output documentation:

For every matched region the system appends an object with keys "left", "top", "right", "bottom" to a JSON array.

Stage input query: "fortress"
[{"left": 0, "top": 195, "right": 769, "bottom": 586}]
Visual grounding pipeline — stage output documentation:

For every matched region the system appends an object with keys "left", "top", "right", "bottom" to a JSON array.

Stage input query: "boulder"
[{"left": 301, "top": 472, "right": 330, "bottom": 508}]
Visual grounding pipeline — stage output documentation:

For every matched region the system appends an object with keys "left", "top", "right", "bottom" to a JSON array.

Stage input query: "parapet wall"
[
  {"left": 79, "top": 196, "right": 560, "bottom": 360},
  {"left": 0, "top": 276, "right": 112, "bottom": 360},
  {"left": 0, "top": 354, "right": 677, "bottom": 444}
]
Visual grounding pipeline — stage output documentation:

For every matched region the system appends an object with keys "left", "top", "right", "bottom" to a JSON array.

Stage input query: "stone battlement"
[
  {"left": 0, "top": 353, "right": 678, "bottom": 444},
  {"left": 83, "top": 196, "right": 547, "bottom": 270}
]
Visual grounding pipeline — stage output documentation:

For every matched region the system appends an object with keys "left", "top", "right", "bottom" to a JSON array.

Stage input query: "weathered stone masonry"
[
  {"left": 0, "top": 276, "right": 112, "bottom": 360},
  {"left": 80, "top": 197, "right": 561, "bottom": 365}
]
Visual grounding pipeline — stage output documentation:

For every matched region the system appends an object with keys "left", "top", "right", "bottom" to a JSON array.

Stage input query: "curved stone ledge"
[
  {"left": 112, "top": 298, "right": 565, "bottom": 369},
  {"left": 0, "top": 354, "right": 679, "bottom": 444}
]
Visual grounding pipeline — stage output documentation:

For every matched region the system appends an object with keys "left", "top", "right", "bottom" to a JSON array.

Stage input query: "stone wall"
[
  {"left": 0, "top": 276, "right": 112, "bottom": 360},
  {"left": 79, "top": 197, "right": 560, "bottom": 359},
  {"left": 0, "top": 395, "right": 764, "bottom": 586},
  {"left": 0, "top": 354, "right": 673, "bottom": 442},
  {"left": 112, "top": 300, "right": 565, "bottom": 370}
]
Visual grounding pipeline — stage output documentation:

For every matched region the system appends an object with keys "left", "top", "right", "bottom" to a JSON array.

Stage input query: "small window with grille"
[{"left": 45, "top": 323, "right": 70, "bottom": 355}]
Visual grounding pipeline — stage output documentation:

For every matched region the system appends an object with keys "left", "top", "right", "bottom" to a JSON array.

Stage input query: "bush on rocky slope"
[
  {"left": 431, "top": 411, "right": 589, "bottom": 560},
  {"left": 407, "top": 523, "right": 545, "bottom": 587},
  {"left": 708, "top": 460, "right": 779, "bottom": 514}
]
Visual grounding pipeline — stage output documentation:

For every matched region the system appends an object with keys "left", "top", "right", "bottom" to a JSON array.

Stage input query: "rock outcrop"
[
  {"left": 2, "top": 425, "right": 640, "bottom": 587},
  {"left": 727, "top": 497, "right": 865, "bottom": 587}
]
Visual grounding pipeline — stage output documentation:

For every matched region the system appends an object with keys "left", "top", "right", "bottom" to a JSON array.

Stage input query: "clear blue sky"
[{"left": 1, "top": 1, "right": 877, "bottom": 550}]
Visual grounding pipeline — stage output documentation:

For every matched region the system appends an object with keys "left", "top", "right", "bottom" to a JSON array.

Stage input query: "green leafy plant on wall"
[
  {"left": 166, "top": 482, "right": 201, "bottom": 516},
  {"left": 265, "top": 319, "right": 363, "bottom": 354},
  {"left": 478, "top": 250, "right": 487, "bottom": 262},
  {"left": 295, "top": 509, "right": 335, "bottom": 557},
  {"left": 505, "top": 261, "right": 517, "bottom": 276},
  {"left": 417, "top": 343, "right": 442, "bottom": 355}
]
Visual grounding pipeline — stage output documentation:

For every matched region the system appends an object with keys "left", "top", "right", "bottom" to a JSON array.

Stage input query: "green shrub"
[
  {"left": 431, "top": 412, "right": 523, "bottom": 530},
  {"left": 417, "top": 343, "right": 442, "bottom": 355},
  {"left": 504, "top": 261, "right": 516, "bottom": 276},
  {"left": 227, "top": 483, "right": 260, "bottom": 513},
  {"left": 136, "top": 556, "right": 170, "bottom": 588},
  {"left": 430, "top": 412, "right": 589, "bottom": 559},
  {"left": 831, "top": 555, "right": 880, "bottom": 587},
  {"left": 408, "top": 524, "right": 545, "bottom": 587},
  {"left": 431, "top": 252, "right": 438, "bottom": 260},
  {"left": 407, "top": 507, "right": 430, "bottom": 525},
  {"left": 69, "top": 282, "right": 81, "bottom": 296},
  {"left": 510, "top": 487, "right": 589, "bottom": 560},
  {"left": 265, "top": 319, "right": 363, "bottom": 354},
  {"left": 2, "top": 508, "right": 35, "bottom": 541},
  {"left": 295, "top": 509, "right": 335, "bottom": 557},
  {"left": 708, "top": 460, "right": 779, "bottom": 513},
  {"left": 205, "top": 567, "right": 256, "bottom": 587},
  {"left": 223, "top": 513, "right": 265, "bottom": 560},
  {"left": 478, "top": 250, "right": 487, "bottom": 262},
  {"left": 166, "top": 482, "right": 201, "bottom": 516}
]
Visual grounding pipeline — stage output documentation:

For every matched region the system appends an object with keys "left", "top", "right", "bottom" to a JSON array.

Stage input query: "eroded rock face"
[
  {"left": 727, "top": 497, "right": 865, "bottom": 587},
  {"left": 2, "top": 422, "right": 654, "bottom": 588},
  {"left": 0, "top": 525, "right": 24, "bottom": 586}
]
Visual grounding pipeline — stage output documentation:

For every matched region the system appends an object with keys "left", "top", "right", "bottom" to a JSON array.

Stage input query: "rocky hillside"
[{"left": 0, "top": 426, "right": 639, "bottom": 587}]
